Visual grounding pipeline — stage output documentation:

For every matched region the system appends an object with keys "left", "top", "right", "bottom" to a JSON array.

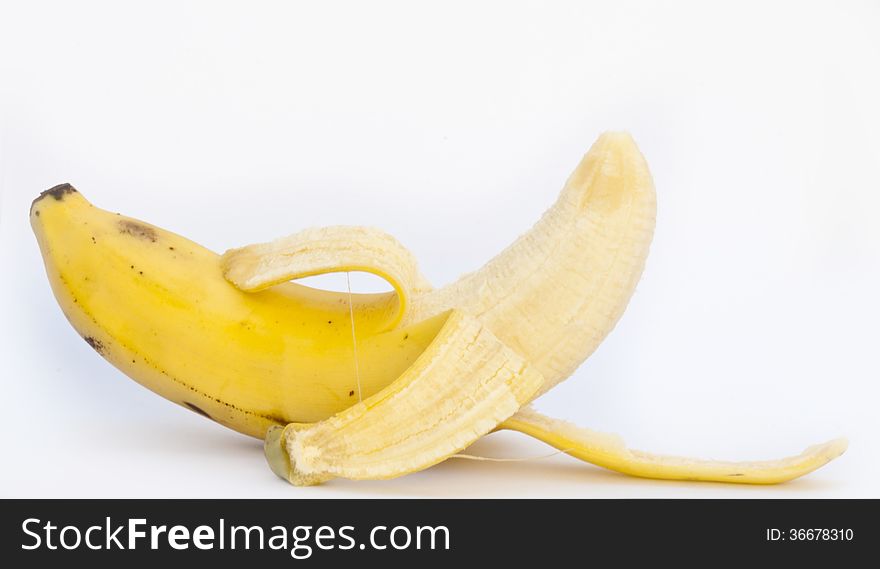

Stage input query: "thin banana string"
[
  {"left": 346, "top": 271, "right": 363, "bottom": 403},
  {"left": 451, "top": 448, "right": 576, "bottom": 462}
]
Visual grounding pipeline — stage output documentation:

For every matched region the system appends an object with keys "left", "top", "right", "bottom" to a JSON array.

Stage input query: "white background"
[{"left": 1, "top": 1, "right": 878, "bottom": 498}]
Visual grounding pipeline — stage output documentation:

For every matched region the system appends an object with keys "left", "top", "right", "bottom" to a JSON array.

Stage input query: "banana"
[
  {"left": 265, "top": 311, "right": 543, "bottom": 485},
  {"left": 32, "top": 131, "right": 846, "bottom": 486},
  {"left": 30, "top": 185, "right": 448, "bottom": 437}
]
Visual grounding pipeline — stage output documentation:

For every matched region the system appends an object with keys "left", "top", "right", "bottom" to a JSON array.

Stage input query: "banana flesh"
[
  {"left": 502, "top": 407, "right": 848, "bottom": 484},
  {"left": 407, "top": 132, "right": 657, "bottom": 397}
]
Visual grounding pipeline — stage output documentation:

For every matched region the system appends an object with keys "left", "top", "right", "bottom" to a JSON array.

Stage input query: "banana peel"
[
  {"left": 502, "top": 407, "right": 847, "bottom": 485},
  {"left": 30, "top": 186, "right": 446, "bottom": 437}
]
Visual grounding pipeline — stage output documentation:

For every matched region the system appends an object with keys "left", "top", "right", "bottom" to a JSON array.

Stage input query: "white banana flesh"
[{"left": 406, "top": 131, "right": 657, "bottom": 397}]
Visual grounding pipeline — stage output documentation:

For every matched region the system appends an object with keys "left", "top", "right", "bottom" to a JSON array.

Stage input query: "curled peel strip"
[
  {"left": 502, "top": 407, "right": 848, "bottom": 485},
  {"left": 265, "top": 311, "right": 544, "bottom": 485},
  {"left": 223, "top": 225, "right": 433, "bottom": 332}
]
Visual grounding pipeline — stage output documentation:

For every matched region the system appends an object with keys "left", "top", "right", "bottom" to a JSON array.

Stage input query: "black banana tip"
[{"left": 31, "top": 183, "right": 77, "bottom": 215}]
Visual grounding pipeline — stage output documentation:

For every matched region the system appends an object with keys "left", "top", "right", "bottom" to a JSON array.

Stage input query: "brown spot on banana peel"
[
  {"left": 118, "top": 219, "right": 158, "bottom": 242},
  {"left": 83, "top": 336, "right": 105, "bottom": 355}
]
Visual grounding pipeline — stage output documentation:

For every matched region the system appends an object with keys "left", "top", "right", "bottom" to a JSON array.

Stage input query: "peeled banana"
[{"left": 31, "top": 132, "right": 846, "bottom": 486}]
